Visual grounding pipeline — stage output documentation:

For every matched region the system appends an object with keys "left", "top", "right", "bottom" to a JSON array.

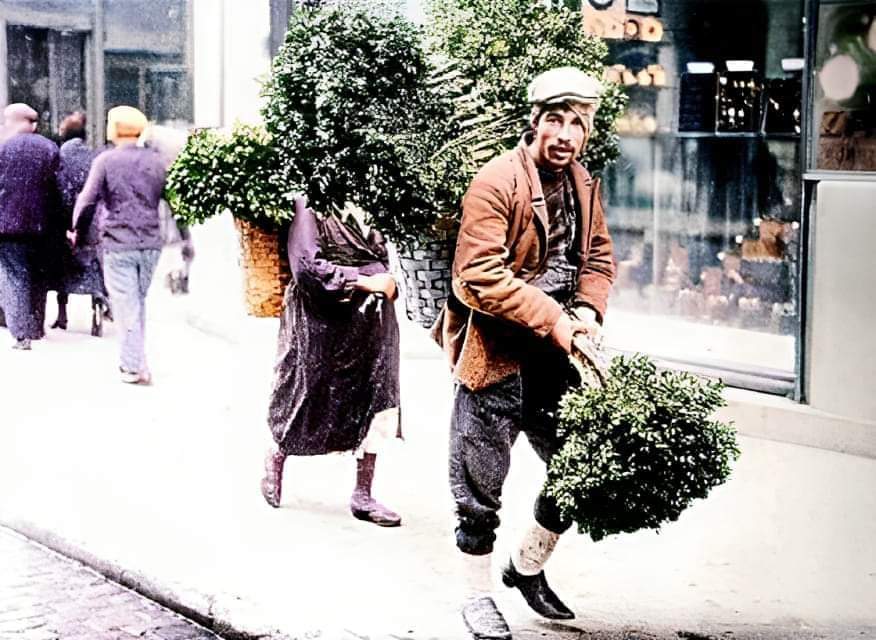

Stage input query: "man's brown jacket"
[{"left": 431, "top": 142, "right": 615, "bottom": 391}]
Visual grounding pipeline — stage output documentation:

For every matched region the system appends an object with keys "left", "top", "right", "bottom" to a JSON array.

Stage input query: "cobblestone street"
[{"left": 0, "top": 528, "right": 219, "bottom": 640}]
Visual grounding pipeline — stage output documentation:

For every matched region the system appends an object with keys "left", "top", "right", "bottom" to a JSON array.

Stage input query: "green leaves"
[
  {"left": 547, "top": 354, "right": 740, "bottom": 542},
  {"left": 425, "top": 0, "right": 628, "bottom": 175},
  {"left": 259, "top": 0, "right": 627, "bottom": 244},
  {"left": 262, "top": 2, "right": 443, "bottom": 240},
  {"left": 165, "top": 124, "right": 296, "bottom": 229}
]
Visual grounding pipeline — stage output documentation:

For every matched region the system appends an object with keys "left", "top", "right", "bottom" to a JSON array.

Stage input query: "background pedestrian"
[
  {"left": 52, "top": 111, "right": 111, "bottom": 335},
  {"left": 72, "top": 106, "right": 165, "bottom": 383},
  {"left": 0, "top": 103, "right": 61, "bottom": 350}
]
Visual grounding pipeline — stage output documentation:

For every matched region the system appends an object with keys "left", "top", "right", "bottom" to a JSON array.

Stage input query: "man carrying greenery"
[{"left": 433, "top": 67, "right": 615, "bottom": 639}]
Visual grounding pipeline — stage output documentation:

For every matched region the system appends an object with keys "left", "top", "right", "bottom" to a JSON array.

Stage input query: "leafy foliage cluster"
[
  {"left": 546, "top": 355, "right": 740, "bottom": 542},
  {"left": 165, "top": 124, "right": 294, "bottom": 229},
  {"left": 261, "top": 2, "right": 461, "bottom": 241},
  {"left": 168, "top": 0, "right": 627, "bottom": 242},
  {"left": 425, "top": 0, "right": 628, "bottom": 175}
]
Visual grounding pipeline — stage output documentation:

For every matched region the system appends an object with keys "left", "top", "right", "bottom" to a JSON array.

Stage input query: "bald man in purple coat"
[{"left": 0, "top": 103, "right": 61, "bottom": 349}]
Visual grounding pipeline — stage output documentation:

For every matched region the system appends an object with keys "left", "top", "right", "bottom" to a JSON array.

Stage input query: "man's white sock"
[
  {"left": 461, "top": 552, "right": 493, "bottom": 600},
  {"left": 512, "top": 522, "right": 560, "bottom": 576}
]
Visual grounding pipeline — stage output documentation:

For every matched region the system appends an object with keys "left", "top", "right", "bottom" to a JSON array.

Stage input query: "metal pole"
[
  {"left": 795, "top": 0, "right": 818, "bottom": 403},
  {"left": 650, "top": 135, "right": 660, "bottom": 295},
  {"left": 47, "top": 31, "right": 59, "bottom": 133},
  {"left": 185, "top": 0, "right": 194, "bottom": 123}
]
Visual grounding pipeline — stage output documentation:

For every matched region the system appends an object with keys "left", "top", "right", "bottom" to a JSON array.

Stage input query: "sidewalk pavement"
[{"left": 2, "top": 215, "right": 876, "bottom": 640}]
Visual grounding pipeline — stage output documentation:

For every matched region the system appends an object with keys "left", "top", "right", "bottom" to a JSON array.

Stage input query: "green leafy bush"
[
  {"left": 165, "top": 123, "right": 295, "bottom": 229},
  {"left": 546, "top": 355, "right": 740, "bottom": 542},
  {"left": 262, "top": 2, "right": 452, "bottom": 241},
  {"left": 355, "top": 63, "right": 468, "bottom": 244},
  {"left": 425, "top": 0, "right": 628, "bottom": 175}
]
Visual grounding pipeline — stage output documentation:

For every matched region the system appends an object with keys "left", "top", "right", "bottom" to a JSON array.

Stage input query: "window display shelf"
[
  {"left": 603, "top": 309, "right": 797, "bottom": 380},
  {"left": 624, "top": 84, "right": 674, "bottom": 90},
  {"left": 620, "top": 131, "right": 801, "bottom": 140},
  {"left": 804, "top": 171, "right": 876, "bottom": 181},
  {"left": 608, "top": 206, "right": 749, "bottom": 235},
  {"left": 818, "top": 0, "right": 873, "bottom": 5},
  {"left": 672, "top": 132, "right": 800, "bottom": 140}
]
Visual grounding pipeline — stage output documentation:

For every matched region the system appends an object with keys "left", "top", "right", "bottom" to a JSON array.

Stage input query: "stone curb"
[
  {"left": 3, "top": 519, "right": 873, "bottom": 640},
  {"left": 0, "top": 519, "right": 278, "bottom": 640}
]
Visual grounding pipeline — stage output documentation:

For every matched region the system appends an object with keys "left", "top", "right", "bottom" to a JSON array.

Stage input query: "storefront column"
[
  {"left": 92, "top": 0, "right": 105, "bottom": 144},
  {"left": 806, "top": 179, "right": 876, "bottom": 422}
]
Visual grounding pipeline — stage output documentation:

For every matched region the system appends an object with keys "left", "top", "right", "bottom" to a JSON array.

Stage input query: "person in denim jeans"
[{"left": 72, "top": 106, "right": 165, "bottom": 384}]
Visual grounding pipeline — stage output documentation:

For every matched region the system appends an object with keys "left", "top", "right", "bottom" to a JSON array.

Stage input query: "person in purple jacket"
[
  {"left": 52, "top": 111, "right": 112, "bottom": 336},
  {"left": 261, "top": 194, "right": 403, "bottom": 526},
  {"left": 0, "top": 103, "right": 60, "bottom": 350},
  {"left": 72, "top": 106, "right": 165, "bottom": 384}
]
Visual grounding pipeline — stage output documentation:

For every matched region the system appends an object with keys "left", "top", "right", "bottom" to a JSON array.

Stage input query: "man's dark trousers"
[
  {"left": 449, "top": 339, "right": 577, "bottom": 555},
  {"left": 0, "top": 238, "right": 48, "bottom": 341}
]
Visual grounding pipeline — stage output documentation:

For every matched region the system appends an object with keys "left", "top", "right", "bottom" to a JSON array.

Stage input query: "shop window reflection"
[
  {"left": 600, "top": 0, "right": 803, "bottom": 375},
  {"left": 812, "top": 2, "right": 876, "bottom": 173}
]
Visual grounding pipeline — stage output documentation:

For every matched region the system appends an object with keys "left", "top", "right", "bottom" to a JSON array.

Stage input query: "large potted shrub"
[
  {"left": 262, "top": 1, "right": 463, "bottom": 326},
  {"left": 262, "top": 2, "right": 434, "bottom": 224},
  {"left": 359, "top": 61, "right": 477, "bottom": 326},
  {"left": 165, "top": 123, "right": 296, "bottom": 317}
]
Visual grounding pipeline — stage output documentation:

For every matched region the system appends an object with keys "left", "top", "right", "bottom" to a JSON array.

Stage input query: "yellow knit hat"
[{"left": 107, "top": 106, "right": 148, "bottom": 142}]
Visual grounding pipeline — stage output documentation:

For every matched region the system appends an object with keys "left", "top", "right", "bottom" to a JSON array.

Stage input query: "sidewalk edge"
[{"left": 0, "top": 518, "right": 270, "bottom": 640}]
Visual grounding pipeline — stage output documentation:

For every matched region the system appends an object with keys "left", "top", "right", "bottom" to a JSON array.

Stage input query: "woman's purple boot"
[
  {"left": 260, "top": 448, "right": 286, "bottom": 508},
  {"left": 350, "top": 453, "right": 401, "bottom": 527}
]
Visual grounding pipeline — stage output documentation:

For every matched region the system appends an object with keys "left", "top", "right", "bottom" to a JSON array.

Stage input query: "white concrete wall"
[
  {"left": 406, "top": 0, "right": 425, "bottom": 23},
  {"left": 192, "top": 0, "right": 272, "bottom": 128},
  {"left": 807, "top": 180, "right": 876, "bottom": 424},
  {"left": 224, "top": 0, "right": 272, "bottom": 124},
  {"left": 192, "top": 0, "right": 222, "bottom": 127}
]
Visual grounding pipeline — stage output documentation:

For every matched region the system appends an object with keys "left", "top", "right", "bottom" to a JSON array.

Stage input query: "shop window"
[
  {"left": 2, "top": 0, "right": 192, "bottom": 144},
  {"left": 105, "top": 54, "right": 193, "bottom": 126},
  {"left": 810, "top": 1, "right": 876, "bottom": 173},
  {"left": 104, "top": 0, "right": 192, "bottom": 126},
  {"left": 5, "top": 25, "right": 87, "bottom": 140},
  {"left": 599, "top": 0, "right": 804, "bottom": 385}
]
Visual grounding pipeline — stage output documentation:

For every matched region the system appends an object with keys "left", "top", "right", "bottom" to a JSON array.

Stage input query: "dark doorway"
[{"left": 6, "top": 24, "right": 87, "bottom": 140}]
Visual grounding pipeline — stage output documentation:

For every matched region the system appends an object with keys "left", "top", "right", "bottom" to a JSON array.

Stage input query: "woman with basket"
[{"left": 261, "top": 195, "right": 403, "bottom": 527}]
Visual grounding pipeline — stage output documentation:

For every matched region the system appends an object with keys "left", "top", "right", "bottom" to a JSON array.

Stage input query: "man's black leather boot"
[{"left": 501, "top": 557, "right": 574, "bottom": 620}]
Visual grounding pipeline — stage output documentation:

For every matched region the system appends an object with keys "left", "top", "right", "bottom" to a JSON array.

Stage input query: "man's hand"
[
  {"left": 356, "top": 273, "right": 397, "bottom": 299},
  {"left": 66, "top": 230, "right": 77, "bottom": 247},
  {"left": 571, "top": 305, "right": 602, "bottom": 343},
  {"left": 550, "top": 308, "right": 603, "bottom": 354}
]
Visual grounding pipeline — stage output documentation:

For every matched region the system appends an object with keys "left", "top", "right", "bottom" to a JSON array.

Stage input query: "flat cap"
[{"left": 527, "top": 67, "right": 603, "bottom": 105}]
